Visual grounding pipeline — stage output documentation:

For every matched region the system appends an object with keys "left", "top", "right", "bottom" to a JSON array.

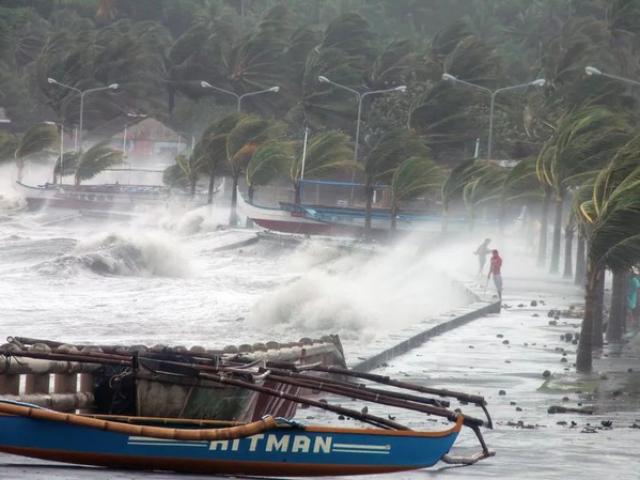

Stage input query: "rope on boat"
[{"left": 0, "top": 400, "right": 278, "bottom": 441}]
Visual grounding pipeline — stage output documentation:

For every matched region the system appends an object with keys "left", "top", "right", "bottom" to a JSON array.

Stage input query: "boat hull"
[{"left": 0, "top": 414, "right": 461, "bottom": 476}]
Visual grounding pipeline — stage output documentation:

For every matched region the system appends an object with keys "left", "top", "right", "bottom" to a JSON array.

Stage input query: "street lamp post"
[
  {"left": 47, "top": 78, "right": 119, "bottom": 152},
  {"left": 317, "top": 76, "right": 407, "bottom": 164},
  {"left": 200, "top": 81, "right": 280, "bottom": 112},
  {"left": 442, "top": 73, "right": 545, "bottom": 159},
  {"left": 585, "top": 65, "right": 640, "bottom": 87}
]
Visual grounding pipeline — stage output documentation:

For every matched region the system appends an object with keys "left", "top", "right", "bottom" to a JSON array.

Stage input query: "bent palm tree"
[
  {"left": 390, "top": 156, "right": 443, "bottom": 230},
  {"left": 14, "top": 123, "right": 58, "bottom": 181},
  {"left": 74, "top": 142, "right": 123, "bottom": 185},
  {"left": 364, "top": 129, "right": 428, "bottom": 233},
  {"left": 575, "top": 161, "right": 640, "bottom": 372},
  {"left": 226, "top": 115, "right": 273, "bottom": 226}
]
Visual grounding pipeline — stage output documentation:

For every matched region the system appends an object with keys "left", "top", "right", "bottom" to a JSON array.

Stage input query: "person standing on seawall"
[
  {"left": 474, "top": 238, "right": 491, "bottom": 275},
  {"left": 488, "top": 249, "right": 503, "bottom": 301}
]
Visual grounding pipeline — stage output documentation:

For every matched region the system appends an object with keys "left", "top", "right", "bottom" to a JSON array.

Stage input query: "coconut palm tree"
[
  {"left": 289, "top": 130, "right": 354, "bottom": 205},
  {"left": 14, "top": 123, "right": 59, "bottom": 181},
  {"left": 195, "top": 114, "right": 240, "bottom": 204},
  {"left": 363, "top": 129, "right": 428, "bottom": 233},
  {"left": 74, "top": 141, "right": 122, "bottom": 185},
  {"left": 246, "top": 141, "right": 292, "bottom": 202},
  {"left": 226, "top": 115, "right": 273, "bottom": 225},
  {"left": 53, "top": 151, "right": 80, "bottom": 182},
  {"left": 163, "top": 153, "right": 199, "bottom": 196},
  {"left": 461, "top": 161, "right": 509, "bottom": 231},
  {"left": 389, "top": 156, "right": 443, "bottom": 230},
  {"left": 575, "top": 162, "right": 640, "bottom": 372},
  {"left": 536, "top": 106, "right": 634, "bottom": 273}
]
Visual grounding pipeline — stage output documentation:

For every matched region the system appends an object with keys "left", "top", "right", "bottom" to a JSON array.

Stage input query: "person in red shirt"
[{"left": 488, "top": 249, "right": 503, "bottom": 300}]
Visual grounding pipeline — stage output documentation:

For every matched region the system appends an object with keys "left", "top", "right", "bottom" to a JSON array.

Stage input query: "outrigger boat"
[
  {"left": 237, "top": 187, "right": 469, "bottom": 238},
  {"left": 0, "top": 338, "right": 494, "bottom": 476}
]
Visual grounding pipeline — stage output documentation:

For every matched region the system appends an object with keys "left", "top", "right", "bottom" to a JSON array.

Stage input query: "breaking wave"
[
  {"left": 35, "top": 231, "right": 191, "bottom": 277},
  {"left": 250, "top": 238, "right": 468, "bottom": 342}
]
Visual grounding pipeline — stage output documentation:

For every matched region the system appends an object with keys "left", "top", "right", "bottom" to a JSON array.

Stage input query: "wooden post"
[
  {"left": 24, "top": 344, "right": 51, "bottom": 395},
  {"left": 0, "top": 344, "right": 21, "bottom": 395},
  {"left": 78, "top": 346, "right": 102, "bottom": 413},
  {"left": 54, "top": 345, "right": 79, "bottom": 395}
]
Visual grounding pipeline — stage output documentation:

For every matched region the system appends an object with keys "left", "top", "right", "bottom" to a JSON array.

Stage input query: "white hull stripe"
[
  {"left": 128, "top": 441, "right": 208, "bottom": 448},
  {"left": 333, "top": 449, "right": 390, "bottom": 455},
  {"left": 333, "top": 443, "right": 390, "bottom": 450}
]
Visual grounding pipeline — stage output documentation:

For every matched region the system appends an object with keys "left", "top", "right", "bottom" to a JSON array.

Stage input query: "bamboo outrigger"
[{"left": 0, "top": 338, "right": 494, "bottom": 476}]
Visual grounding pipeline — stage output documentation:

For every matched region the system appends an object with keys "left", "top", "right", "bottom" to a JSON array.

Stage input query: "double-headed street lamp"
[
  {"left": 47, "top": 78, "right": 119, "bottom": 152},
  {"left": 442, "top": 73, "right": 546, "bottom": 159},
  {"left": 200, "top": 81, "right": 280, "bottom": 112},
  {"left": 317, "top": 76, "right": 407, "bottom": 163},
  {"left": 585, "top": 65, "right": 640, "bottom": 88}
]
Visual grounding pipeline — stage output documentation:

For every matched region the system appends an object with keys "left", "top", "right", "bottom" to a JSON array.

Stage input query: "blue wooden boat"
[{"left": 0, "top": 400, "right": 468, "bottom": 476}]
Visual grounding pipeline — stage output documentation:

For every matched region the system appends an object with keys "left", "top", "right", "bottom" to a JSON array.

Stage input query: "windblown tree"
[
  {"left": 73, "top": 141, "right": 122, "bottom": 185},
  {"left": 226, "top": 115, "right": 274, "bottom": 225},
  {"left": 575, "top": 162, "right": 640, "bottom": 372},
  {"left": 288, "top": 130, "right": 354, "bottom": 204},
  {"left": 194, "top": 114, "right": 239, "bottom": 204},
  {"left": 14, "top": 123, "right": 59, "bottom": 181},
  {"left": 363, "top": 129, "right": 428, "bottom": 233},
  {"left": 246, "top": 141, "right": 292, "bottom": 202},
  {"left": 390, "top": 156, "right": 443, "bottom": 230},
  {"left": 536, "top": 106, "right": 634, "bottom": 273},
  {"left": 163, "top": 152, "right": 199, "bottom": 196}
]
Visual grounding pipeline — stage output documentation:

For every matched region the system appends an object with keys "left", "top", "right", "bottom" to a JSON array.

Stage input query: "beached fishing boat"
[
  {"left": 0, "top": 355, "right": 493, "bottom": 476},
  {"left": 0, "top": 335, "right": 346, "bottom": 422},
  {"left": 0, "top": 399, "right": 468, "bottom": 476},
  {"left": 238, "top": 188, "right": 468, "bottom": 238},
  {"left": 15, "top": 180, "right": 211, "bottom": 213}
]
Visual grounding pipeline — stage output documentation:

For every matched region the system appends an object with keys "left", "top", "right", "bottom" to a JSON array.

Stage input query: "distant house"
[{"left": 88, "top": 117, "right": 189, "bottom": 163}]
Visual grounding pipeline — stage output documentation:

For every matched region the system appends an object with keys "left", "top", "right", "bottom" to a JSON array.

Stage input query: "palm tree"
[
  {"left": 74, "top": 141, "right": 122, "bottom": 185},
  {"left": 461, "top": 161, "right": 509, "bottom": 231},
  {"left": 536, "top": 106, "right": 634, "bottom": 273},
  {"left": 226, "top": 115, "right": 273, "bottom": 226},
  {"left": 195, "top": 114, "right": 240, "bottom": 204},
  {"left": 53, "top": 151, "right": 80, "bottom": 182},
  {"left": 246, "top": 141, "right": 292, "bottom": 202},
  {"left": 390, "top": 156, "right": 443, "bottom": 230},
  {"left": 363, "top": 129, "right": 428, "bottom": 233},
  {"left": 163, "top": 153, "right": 199, "bottom": 196},
  {"left": 575, "top": 162, "right": 640, "bottom": 372},
  {"left": 14, "top": 123, "right": 59, "bottom": 181},
  {"left": 289, "top": 130, "right": 354, "bottom": 205}
]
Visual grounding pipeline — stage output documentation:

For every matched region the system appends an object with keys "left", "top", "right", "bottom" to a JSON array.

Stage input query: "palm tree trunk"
[
  {"left": 577, "top": 260, "right": 600, "bottom": 373},
  {"left": 207, "top": 172, "right": 216, "bottom": 204},
  {"left": 189, "top": 177, "right": 196, "bottom": 197},
  {"left": 575, "top": 233, "right": 586, "bottom": 286},
  {"left": 563, "top": 221, "right": 574, "bottom": 278},
  {"left": 607, "top": 269, "right": 627, "bottom": 343},
  {"left": 592, "top": 267, "right": 605, "bottom": 349},
  {"left": 390, "top": 204, "right": 398, "bottom": 231},
  {"left": 550, "top": 193, "right": 564, "bottom": 274},
  {"left": 229, "top": 173, "right": 240, "bottom": 227},
  {"left": 364, "top": 184, "right": 374, "bottom": 234},
  {"left": 248, "top": 185, "right": 254, "bottom": 203},
  {"left": 537, "top": 188, "right": 551, "bottom": 267},
  {"left": 441, "top": 208, "right": 449, "bottom": 233},
  {"left": 294, "top": 182, "right": 301, "bottom": 205}
]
